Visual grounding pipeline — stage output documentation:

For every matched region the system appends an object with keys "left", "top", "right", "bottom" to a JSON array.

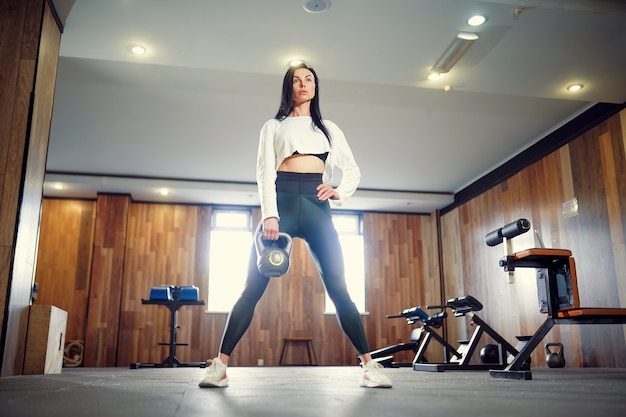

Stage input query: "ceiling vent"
[{"left": 303, "top": 0, "right": 330, "bottom": 13}]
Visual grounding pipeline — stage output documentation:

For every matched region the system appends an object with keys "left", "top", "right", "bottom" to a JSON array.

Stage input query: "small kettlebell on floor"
[
  {"left": 255, "top": 224, "right": 293, "bottom": 278},
  {"left": 545, "top": 342, "right": 566, "bottom": 368},
  {"left": 479, "top": 343, "right": 500, "bottom": 364}
]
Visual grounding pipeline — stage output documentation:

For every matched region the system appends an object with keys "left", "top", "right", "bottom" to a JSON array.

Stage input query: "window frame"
[
  {"left": 206, "top": 207, "right": 254, "bottom": 313},
  {"left": 325, "top": 211, "right": 367, "bottom": 315},
  {"left": 206, "top": 207, "right": 367, "bottom": 315}
]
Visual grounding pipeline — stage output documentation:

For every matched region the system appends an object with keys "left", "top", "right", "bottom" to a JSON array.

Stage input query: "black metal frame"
[
  {"left": 490, "top": 249, "right": 626, "bottom": 380},
  {"left": 413, "top": 307, "right": 521, "bottom": 373},
  {"left": 130, "top": 298, "right": 206, "bottom": 369},
  {"left": 372, "top": 295, "right": 521, "bottom": 372},
  {"left": 370, "top": 313, "right": 449, "bottom": 368}
]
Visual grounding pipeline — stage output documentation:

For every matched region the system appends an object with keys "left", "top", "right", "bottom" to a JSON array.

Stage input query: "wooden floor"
[{"left": 1, "top": 366, "right": 626, "bottom": 417}]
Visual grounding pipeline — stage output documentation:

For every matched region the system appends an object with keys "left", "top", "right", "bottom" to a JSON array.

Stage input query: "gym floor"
[{"left": 1, "top": 366, "right": 625, "bottom": 417}]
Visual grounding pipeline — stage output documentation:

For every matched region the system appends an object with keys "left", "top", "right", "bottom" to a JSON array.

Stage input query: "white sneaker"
[
  {"left": 199, "top": 357, "right": 229, "bottom": 388},
  {"left": 359, "top": 361, "right": 392, "bottom": 388}
]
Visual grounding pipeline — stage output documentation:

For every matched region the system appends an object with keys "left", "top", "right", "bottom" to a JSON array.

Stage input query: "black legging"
[{"left": 219, "top": 171, "right": 370, "bottom": 356}]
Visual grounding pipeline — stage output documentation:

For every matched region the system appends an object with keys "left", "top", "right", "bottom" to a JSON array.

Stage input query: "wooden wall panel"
[
  {"left": 0, "top": 0, "right": 61, "bottom": 376},
  {"left": 34, "top": 199, "right": 96, "bottom": 342},
  {"left": 361, "top": 212, "right": 443, "bottom": 364},
  {"left": 84, "top": 194, "right": 130, "bottom": 367},
  {"left": 440, "top": 207, "right": 466, "bottom": 345},
  {"left": 440, "top": 110, "right": 626, "bottom": 368},
  {"left": 117, "top": 203, "right": 211, "bottom": 367},
  {"left": 36, "top": 201, "right": 440, "bottom": 367},
  {"left": 567, "top": 117, "right": 626, "bottom": 367}
]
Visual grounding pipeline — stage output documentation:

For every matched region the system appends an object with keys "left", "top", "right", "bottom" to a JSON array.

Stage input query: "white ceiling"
[{"left": 45, "top": 0, "right": 626, "bottom": 213}]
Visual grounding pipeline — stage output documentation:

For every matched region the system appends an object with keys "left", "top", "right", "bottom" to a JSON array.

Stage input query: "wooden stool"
[{"left": 279, "top": 337, "right": 318, "bottom": 365}]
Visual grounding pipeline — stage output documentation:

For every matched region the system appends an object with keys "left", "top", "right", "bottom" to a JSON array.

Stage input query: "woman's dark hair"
[{"left": 274, "top": 63, "right": 332, "bottom": 144}]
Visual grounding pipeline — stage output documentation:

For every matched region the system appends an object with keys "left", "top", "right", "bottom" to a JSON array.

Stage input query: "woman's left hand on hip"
[{"left": 316, "top": 184, "right": 339, "bottom": 201}]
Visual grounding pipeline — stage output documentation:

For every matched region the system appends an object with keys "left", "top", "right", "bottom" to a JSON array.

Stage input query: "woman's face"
[{"left": 292, "top": 68, "right": 316, "bottom": 105}]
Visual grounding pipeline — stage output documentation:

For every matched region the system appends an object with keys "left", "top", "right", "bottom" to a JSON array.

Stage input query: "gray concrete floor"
[{"left": 1, "top": 366, "right": 625, "bottom": 417}]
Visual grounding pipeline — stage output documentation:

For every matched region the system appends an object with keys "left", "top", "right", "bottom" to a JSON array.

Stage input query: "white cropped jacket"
[{"left": 256, "top": 116, "right": 361, "bottom": 221}]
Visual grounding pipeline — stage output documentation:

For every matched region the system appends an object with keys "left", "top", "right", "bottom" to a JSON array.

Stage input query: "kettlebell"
[
  {"left": 545, "top": 342, "right": 566, "bottom": 368},
  {"left": 255, "top": 224, "right": 293, "bottom": 278},
  {"left": 479, "top": 343, "right": 500, "bottom": 364}
]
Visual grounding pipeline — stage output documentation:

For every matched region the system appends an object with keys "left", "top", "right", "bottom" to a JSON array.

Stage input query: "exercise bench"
[
  {"left": 413, "top": 295, "right": 522, "bottom": 372},
  {"left": 370, "top": 306, "right": 447, "bottom": 367},
  {"left": 490, "top": 248, "right": 626, "bottom": 380}
]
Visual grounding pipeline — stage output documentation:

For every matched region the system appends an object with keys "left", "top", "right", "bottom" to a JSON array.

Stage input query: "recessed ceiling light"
[
  {"left": 457, "top": 32, "right": 479, "bottom": 41},
  {"left": 159, "top": 188, "right": 169, "bottom": 196},
  {"left": 428, "top": 72, "right": 441, "bottom": 81},
  {"left": 467, "top": 15, "right": 486, "bottom": 26},
  {"left": 566, "top": 83, "right": 584, "bottom": 92},
  {"left": 430, "top": 33, "right": 479, "bottom": 75},
  {"left": 288, "top": 59, "right": 305, "bottom": 67},
  {"left": 53, "top": 183, "right": 64, "bottom": 190},
  {"left": 129, "top": 45, "right": 147, "bottom": 55},
  {"left": 303, "top": 0, "right": 330, "bottom": 13}
]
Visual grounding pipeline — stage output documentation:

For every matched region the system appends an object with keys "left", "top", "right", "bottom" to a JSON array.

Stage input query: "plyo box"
[{"left": 23, "top": 305, "right": 68, "bottom": 374}]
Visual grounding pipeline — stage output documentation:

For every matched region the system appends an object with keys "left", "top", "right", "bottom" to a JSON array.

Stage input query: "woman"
[{"left": 199, "top": 63, "right": 392, "bottom": 389}]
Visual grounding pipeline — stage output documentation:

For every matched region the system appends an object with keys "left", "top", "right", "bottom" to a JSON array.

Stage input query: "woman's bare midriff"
[{"left": 277, "top": 154, "right": 324, "bottom": 173}]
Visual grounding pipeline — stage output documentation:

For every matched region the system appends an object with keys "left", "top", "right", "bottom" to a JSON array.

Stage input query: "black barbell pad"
[
  {"left": 501, "top": 218, "right": 531, "bottom": 239},
  {"left": 485, "top": 229, "right": 504, "bottom": 247}
]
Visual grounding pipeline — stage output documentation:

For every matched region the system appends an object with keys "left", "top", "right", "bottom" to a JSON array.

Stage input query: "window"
[
  {"left": 325, "top": 213, "right": 366, "bottom": 314},
  {"left": 207, "top": 209, "right": 366, "bottom": 314},
  {"left": 207, "top": 209, "right": 252, "bottom": 312}
]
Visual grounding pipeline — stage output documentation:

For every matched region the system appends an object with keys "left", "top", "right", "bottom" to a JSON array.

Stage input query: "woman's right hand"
[{"left": 262, "top": 217, "right": 280, "bottom": 240}]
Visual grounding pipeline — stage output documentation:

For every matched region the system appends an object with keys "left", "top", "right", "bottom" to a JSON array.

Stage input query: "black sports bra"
[{"left": 292, "top": 151, "right": 329, "bottom": 162}]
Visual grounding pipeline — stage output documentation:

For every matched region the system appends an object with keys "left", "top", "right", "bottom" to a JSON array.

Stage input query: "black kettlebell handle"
[
  {"left": 545, "top": 342, "right": 566, "bottom": 368},
  {"left": 254, "top": 223, "right": 293, "bottom": 253},
  {"left": 254, "top": 222, "right": 293, "bottom": 278},
  {"left": 545, "top": 342, "right": 563, "bottom": 355}
]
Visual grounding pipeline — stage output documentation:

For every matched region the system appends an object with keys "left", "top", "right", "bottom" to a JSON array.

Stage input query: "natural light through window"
[
  {"left": 325, "top": 214, "right": 366, "bottom": 314},
  {"left": 207, "top": 210, "right": 252, "bottom": 312},
  {"left": 207, "top": 210, "right": 366, "bottom": 314}
]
